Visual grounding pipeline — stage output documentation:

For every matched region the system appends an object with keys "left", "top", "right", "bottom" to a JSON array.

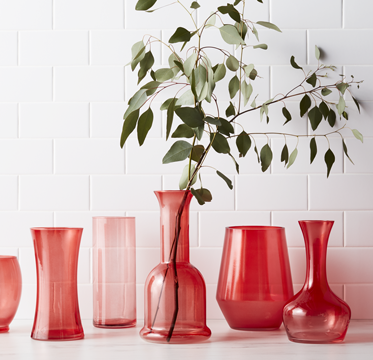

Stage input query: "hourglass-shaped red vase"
[{"left": 283, "top": 220, "right": 351, "bottom": 344}]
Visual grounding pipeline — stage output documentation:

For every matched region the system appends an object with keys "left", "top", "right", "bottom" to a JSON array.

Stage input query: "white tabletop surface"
[{"left": 1, "top": 320, "right": 372, "bottom": 360}]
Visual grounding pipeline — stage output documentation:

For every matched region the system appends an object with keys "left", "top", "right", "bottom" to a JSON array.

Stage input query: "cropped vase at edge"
[
  {"left": 140, "top": 190, "right": 211, "bottom": 344},
  {"left": 216, "top": 226, "right": 294, "bottom": 330},
  {"left": 30, "top": 227, "right": 84, "bottom": 341},
  {"left": 283, "top": 220, "right": 351, "bottom": 344}
]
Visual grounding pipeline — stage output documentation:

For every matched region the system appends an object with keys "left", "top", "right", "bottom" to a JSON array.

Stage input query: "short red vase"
[
  {"left": 0, "top": 256, "right": 22, "bottom": 333},
  {"left": 216, "top": 226, "right": 294, "bottom": 330},
  {"left": 283, "top": 220, "right": 351, "bottom": 344},
  {"left": 30, "top": 227, "right": 84, "bottom": 341},
  {"left": 140, "top": 190, "right": 211, "bottom": 344}
]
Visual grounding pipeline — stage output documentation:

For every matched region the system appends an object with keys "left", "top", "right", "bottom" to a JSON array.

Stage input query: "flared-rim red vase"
[
  {"left": 0, "top": 256, "right": 22, "bottom": 333},
  {"left": 30, "top": 227, "right": 84, "bottom": 341},
  {"left": 283, "top": 220, "right": 351, "bottom": 344},
  {"left": 140, "top": 190, "right": 211, "bottom": 344},
  {"left": 216, "top": 226, "right": 294, "bottom": 330}
]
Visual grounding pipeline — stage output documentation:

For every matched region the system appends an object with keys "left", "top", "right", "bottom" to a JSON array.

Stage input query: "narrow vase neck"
[
  {"left": 155, "top": 191, "right": 192, "bottom": 263},
  {"left": 300, "top": 221, "right": 333, "bottom": 290}
]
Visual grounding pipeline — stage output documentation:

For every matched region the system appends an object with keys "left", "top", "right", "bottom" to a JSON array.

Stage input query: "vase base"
[
  {"left": 0, "top": 326, "right": 9, "bottom": 333},
  {"left": 93, "top": 320, "right": 136, "bottom": 329},
  {"left": 31, "top": 329, "right": 84, "bottom": 341},
  {"left": 286, "top": 331, "right": 346, "bottom": 344},
  {"left": 140, "top": 326, "right": 211, "bottom": 344}
]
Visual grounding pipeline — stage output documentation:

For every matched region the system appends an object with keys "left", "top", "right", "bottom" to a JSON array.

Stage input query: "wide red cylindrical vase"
[
  {"left": 0, "top": 256, "right": 22, "bottom": 333},
  {"left": 140, "top": 190, "right": 211, "bottom": 344},
  {"left": 93, "top": 217, "right": 136, "bottom": 328},
  {"left": 30, "top": 227, "right": 84, "bottom": 341},
  {"left": 217, "top": 226, "right": 294, "bottom": 330},
  {"left": 283, "top": 220, "right": 351, "bottom": 344}
]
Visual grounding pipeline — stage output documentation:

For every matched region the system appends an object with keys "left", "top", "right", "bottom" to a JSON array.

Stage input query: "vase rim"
[
  {"left": 154, "top": 190, "right": 191, "bottom": 193},
  {"left": 298, "top": 220, "right": 334, "bottom": 224},
  {"left": 0, "top": 255, "right": 17, "bottom": 259},
  {"left": 92, "top": 216, "right": 135, "bottom": 220},
  {"left": 227, "top": 225, "right": 284, "bottom": 231},
  {"left": 30, "top": 227, "right": 83, "bottom": 231}
]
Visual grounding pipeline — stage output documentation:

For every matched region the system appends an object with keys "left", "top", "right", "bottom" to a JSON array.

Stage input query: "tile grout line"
[{"left": 341, "top": 0, "right": 344, "bottom": 29}]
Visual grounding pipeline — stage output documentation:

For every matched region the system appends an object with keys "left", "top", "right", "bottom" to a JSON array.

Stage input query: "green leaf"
[
  {"left": 195, "top": 188, "right": 212, "bottom": 202},
  {"left": 254, "top": 145, "right": 260, "bottom": 162},
  {"left": 282, "top": 107, "right": 292, "bottom": 125},
  {"left": 229, "top": 76, "right": 240, "bottom": 99},
  {"left": 169, "top": 27, "right": 191, "bottom": 44},
  {"left": 190, "top": 1, "right": 200, "bottom": 9},
  {"left": 166, "top": 98, "right": 176, "bottom": 140},
  {"left": 249, "top": 68, "right": 258, "bottom": 80},
  {"left": 244, "top": 64, "right": 254, "bottom": 77},
  {"left": 236, "top": 131, "right": 251, "bottom": 157},
  {"left": 321, "top": 88, "right": 332, "bottom": 96},
  {"left": 257, "top": 0, "right": 263, "bottom": 3},
  {"left": 168, "top": 53, "right": 181, "bottom": 76},
  {"left": 130, "top": 41, "right": 146, "bottom": 71},
  {"left": 319, "top": 101, "right": 329, "bottom": 119},
  {"left": 160, "top": 98, "right": 175, "bottom": 111},
  {"left": 171, "top": 124, "right": 194, "bottom": 139},
  {"left": 205, "top": 14, "right": 216, "bottom": 28},
  {"left": 309, "top": 106, "right": 323, "bottom": 131},
  {"left": 175, "top": 107, "right": 204, "bottom": 127},
  {"left": 310, "top": 137, "right": 317, "bottom": 164},
  {"left": 328, "top": 109, "right": 336, "bottom": 127},
  {"left": 189, "top": 144, "right": 204, "bottom": 162},
  {"left": 336, "top": 82, "right": 349, "bottom": 95},
  {"left": 226, "top": 55, "right": 239, "bottom": 71},
  {"left": 162, "top": 140, "right": 193, "bottom": 164},
  {"left": 281, "top": 144, "right": 289, "bottom": 166},
  {"left": 287, "top": 148, "right": 298, "bottom": 168},
  {"left": 352, "top": 96, "right": 361, "bottom": 113},
  {"left": 234, "top": 0, "right": 242, "bottom": 5},
  {"left": 218, "top": 118, "right": 234, "bottom": 136},
  {"left": 252, "top": 25, "right": 259, "bottom": 41},
  {"left": 135, "top": 0, "right": 157, "bottom": 11},
  {"left": 175, "top": 90, "right": 195, "bottom": 106},
  {"left": 336, "top": 96, "right": 345, "bottom": 116},
  {"left": 242, "top": 80, "right": 253, "bottom": 106},
  {"left": 193, "top": 124, "right": 204, "bottom": 141},
  {"left": 179, "top": 164, "right": 197, "bottom": 190},
  {"left": 352, "top": 129, "right": 363, "bottom": 143},
  {"left": 155, "top": 68, "right": 174, "bottom": 82},
  {"left": 228, "top": 152, "right": 240, "bottom": 174},
  {"left": 123, "top": 89, "right": 147, "bottom": 120},
  {"left": 306, "top": 72, "right": 317, "bottom": 87},
  {"left": 218, "top": 4, "right": 241, "bottom": 23},
  {"left": 315, "top": 45, "right": 321, "bottom": 60},
  {"left": 205, "top": 116, "right": 222, "bottom": 126},
  {"left": 150, "top": 69, "right": 156, "bottom": 81},
  {"left": 324, "top": 148, "right": 335, "bottom": 177},
  {"left": 216, "top": 170, "right": 233, "bottom": 189},
  {"left": 211, "top": 133, "right": 230, "bottom": 154},
  {"left": 184, "top": 53, "right": 198, "bottom": 77},
  {"left": 219, "top": 25, "right": 245, "bottom": 45},
  {"left": 213, "top": 63, "right": 226, "bottom": 82},
  {"left": 174, "top": 60, "right": 184, "bottom": 73},
  {"left": 225, "top": 102, "right": 236, "bottom": 118},
  {"left": 260, "top": 144, "right": 273, "bottom": 172},
  {"left": 235, "top": 21, "right": 248, "bottom": 40},
  {"left": 342, "top": 111, "right": 348, "bottom": 120},
  {"left": 253, "top": 43, "right": 268, "bottom": 50},
  {"left": 138, "top": 51, "right": 155, "bottom": 84},
  {"left": 120, "top": 110, "right": 139, "bottom": 148},
  {"left": 290, "top": 55, "right": 302, "bottom": 70},
  {"left": 343, "top": 140, "right": 354, "bottom": 164},
  {"left": 300, "top": 94, "right": 311, "bottom": 117},
  {"left": 137, "top": 108, "right": 153, "bottom": 146},
  {"left": 256, "top": 21, "right": 281, "bottom": 32},
  {"left": 191, "top": 188, "right": 205, "bottom": 205}
]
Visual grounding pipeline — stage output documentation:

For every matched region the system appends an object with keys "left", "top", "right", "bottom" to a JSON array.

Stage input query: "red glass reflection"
[
  {"left": 30, "top": 227, "right": 84, "bottom": 341},
  {"left": 217, "top": 226, "right": 294, "bottom": 330},
  {"left": 283, "top": 220, "right": 351, "bottom": 344},
  {"left": 140, "top": 190, "right": 211, "bottom": 344},
  {"left": 93, "top": 217, "right": 136, "bottom": 328},
  {"left": 0, "top": 256, "right": 22, "bottom": 333}
]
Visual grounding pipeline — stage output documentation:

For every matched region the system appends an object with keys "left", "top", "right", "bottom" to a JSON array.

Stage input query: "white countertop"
[{"left": 1, "top": 320, "right": 372, "bottom": 359}]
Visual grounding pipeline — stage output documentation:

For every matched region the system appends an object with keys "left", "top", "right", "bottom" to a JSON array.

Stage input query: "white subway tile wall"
[{"left": 0, "top": 0, "right": 370, "bottom": 321}]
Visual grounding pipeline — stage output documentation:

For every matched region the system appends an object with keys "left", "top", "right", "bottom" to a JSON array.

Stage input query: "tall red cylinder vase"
[
  {"left": 30, "top": 227, "right": 84, "bottom": 341},
  {"left": 140, "top": 190, "right": 211, "bottom": 344},
  {"left": 217, "top": 226, "right": 294, "bottom": 330},
  {"left": 0, "top": 256, "right": 22, "bottom": 333},
  {"left": 283, "top": 220, "right": 351, "bottom": 344}
]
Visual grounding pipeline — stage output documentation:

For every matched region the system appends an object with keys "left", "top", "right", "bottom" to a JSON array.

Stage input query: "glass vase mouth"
[
  {"left": 30, "top": 227, "right": 83, "bottom": 231},
  {"left": 92, "top": 216, "right": 135, "bottom": 220},
  {"left": 154, "top": 190, "right": 191, "bottom": 194},
  {"left": 298, "top": 220, "right": 334, "bottom": 224},
  {"left": 0, "top": 255, "right": 17, "bottom": 260},
  {"left": 227, "top": 225, "right": 285, "bottom": 231}
]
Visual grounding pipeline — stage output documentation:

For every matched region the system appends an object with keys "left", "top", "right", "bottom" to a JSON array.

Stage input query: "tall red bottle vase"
[
  {"left": 93, "top": 217, "right": 136, "bottom": 328},
  {"left": 216, "top": 226, "right": 294, "bottom": 330},
  {"left": 140, "top": 190, "right": 211, "bottom": 344},
  {"left": 30, "top": 227, "right": 84, "bottom": 341},
  {"left": 283, "top": 220, "right": 351, "bottom": 344},
  {"left": 0, "top": 256, "right": 22, "bottom": 333}
]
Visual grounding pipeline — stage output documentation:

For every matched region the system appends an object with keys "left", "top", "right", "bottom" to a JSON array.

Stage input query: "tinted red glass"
[
  {"left": 216, "top": 226, "right": 294, "bottom": 330},
  {"left": 93, "top": 217, "right": 136, "bottom": 328},
  {"left": 140, "top": 190, "right": 211, "bottom": 344},
  {"left": 30, "top": 227, "right": 84, "bottom": 341},
  {"left": 283, "top": 220, "right": 351, "bottom": 344},
  {"left": 0, "top": 256, "right": 22, "bottom": 333}
]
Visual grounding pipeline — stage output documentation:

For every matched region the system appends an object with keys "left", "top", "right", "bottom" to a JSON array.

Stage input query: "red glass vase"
[
  {"left": 140, "top": 190, "right": 211, "bottom": 344},
  {"left": 283, "top": 220, "right": 351, "bottom": 344},
  {"left": 0, "top": 256, "right": 22, "bottom": 333},
  {"left": 93, "top": 216, "right": 136, "bottom": 328},
  {"left": 216, "top": 226, "right": 294, "bottom": 330},
  {"left": 30, "top": 227, "right": 84, "bottom": 341}
]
